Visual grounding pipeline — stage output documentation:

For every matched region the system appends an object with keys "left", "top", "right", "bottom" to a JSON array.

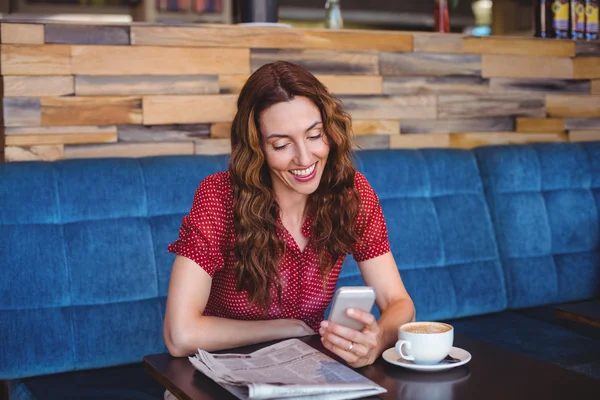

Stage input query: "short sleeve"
[
  {"left": 167, "top": 173, "right": 231, "bottom": 277},
  {"left": 351, "top": 172, "right": 391, "bottom": 262}
]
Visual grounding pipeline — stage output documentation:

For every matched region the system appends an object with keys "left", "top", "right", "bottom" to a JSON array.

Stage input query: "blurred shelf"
[
  {"left": 279, "top": 6, "right": 475, "bottom": 29},
  {"left": 6, "top": 0, "right": 233, "bottom": 24}
]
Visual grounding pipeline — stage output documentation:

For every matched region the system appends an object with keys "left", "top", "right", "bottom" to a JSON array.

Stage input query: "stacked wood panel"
[{"left": 1, "top": 22, "right": 600, "bottom": 162}]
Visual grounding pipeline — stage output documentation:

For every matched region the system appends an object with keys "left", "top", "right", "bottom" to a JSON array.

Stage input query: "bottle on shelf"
[
  {"left": 534, "top": 0, "right": 554, "bottom": 37},
  {"left": 552, "top": 0, "right": 571, "bottom": 38},
  {"left": 325, "top": 0, "right": 343, "bottom": 29},
  {"left": 434, "top": 0, "right": 451, "bottom": 33},
  {"left": 586, "top": 0, "right": 599, "bottom": 39},
  {"left": 570, "top": 0, "right": 586, "bottom": 39}
]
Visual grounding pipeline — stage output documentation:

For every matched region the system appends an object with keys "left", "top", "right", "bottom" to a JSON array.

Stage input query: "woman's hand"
[{"left": 319, "top": 308, "right": 382, "bottom": 368}]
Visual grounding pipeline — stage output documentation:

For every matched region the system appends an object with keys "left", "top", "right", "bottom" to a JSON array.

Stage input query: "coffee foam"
[{"left": 402, "top": 322, "right": 451, "bottom": 334}]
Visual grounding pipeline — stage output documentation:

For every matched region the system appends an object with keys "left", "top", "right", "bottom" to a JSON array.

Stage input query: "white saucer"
[{"left": 382, "top": 346, "right": 471, "bottom": 372}]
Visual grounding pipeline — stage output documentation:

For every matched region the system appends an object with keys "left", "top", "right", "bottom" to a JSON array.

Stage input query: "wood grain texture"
[
  {"left": 219, "top": 74, "right": 382, "bottom": 95},
  {"left": 401, "top": 118, "right": 514, "bottom": 134},
  {"left": 210, "top": 122, "right": 231, "bottom": 138},
  {"left": 5, "top": 144, "right": 63, "bottom": 161},
  {"left": 568, "top": 130, "right": 600, "bottom": 142},
  {"left": 64, "top": 142, "right": 194, "bottom": 159},
  {"left": 352, "top": 120, "right": 400, "bottom": 135},
  {"left": 251, "top": 49, "right": 378, "bottom": 75},
  {"left": 490, "top": 78, "right": 590, "bottom": 94},
  {"left": 3, "top": 76, "right": 73, "bottom": 97},
  {"left": 131, "top": 26, "right": 413, "bottom": 51},
  {"left": 195, "top": 138, "right": 231, "bottom": 155},
  {"left": 380, "top": 52, "right": 481, "bottom": 77},
  {"left": 118, "top": 124, "right": 210, "bottom": 141},
  {"left": 41, "top": 96, "right": 143, "bottom": 126},
  {"left": 76, "top": 75, "right": 219, "bottom": 95},
  {"left": 412, "top": 33, "right": 465, "bottom": 53},
  {"left": 1, "top": 24, "right": 44, "bottom": 44},
  {"left": 575, "top": 41, "right": 600, "bottom": 57},
  {"left": 5, "top": 132, "right": 116, "bottom": 146},
  {"left": 3, "top": 97, "right": 41, "bottom": 126},
  {"left": 45, "top": 24, "right": 130, "bottom": 45},
  {"left": 219, "top": 75, "right": 248, "bottom": 94},
  {"left": 573, "top": 58, "right": 600, "bottom": 79},
  {"left": 463, "top": 37, "right": 575, "bottom": 57},
  {"left": 450, "top": 132, "right": 567, "bottom": 149},
  {"left": 72, "top": 46, "right": 250, "bottom": 75},
  {"left": 143, "top": 95, "right": 237, "bottom": 124},
  {"left": 340, "top": 95, "right": 436, "bottom": 120},
  {"left": 353, "top": 135, "right": 390, "bottom": 150},
  {"left": 383, "top": 76, "right": 489, "bottom": 95},
  {"left": 546, "top": 95, "right": 600, "bottom": 117},
  {"left": 5, "top": 125, "right": 117, "bottom": 135},
  {"left": 318, "top": 75, "right": 382, "bottom": 94},
  {"left": 564, "top": 118, "right": 600, "bottom": 130},
  {"left": 593, "top": 80, "right": 600, "bottom": 95},
  {"left": 482, "top": 55, "right": 573, "bottom": 79},
  {"left": 1, "top": 44, "right": 71, "bottom": 75},
  {"left": 390, "top": 133, "right": 450, "bottom": 149},
  {"left": 516, "top": 118, "right": 565, "bottom": 133},
  {"left": 438, "top": 94, "right": 545, "bottom": 118}
]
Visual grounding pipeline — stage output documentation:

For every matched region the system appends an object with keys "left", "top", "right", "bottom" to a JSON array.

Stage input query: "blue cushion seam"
[
  {"left": 53, "top": 163, "right": 77, "bottom": 372},
  {"left": 138, "top": 161, "right": 161, "bottom": 304},
  {"left": 0, "top": 296, "right": 168, "bottom": 311},
  {"left": 532, "top": 146, "right": 560, "bottom": 301},
  {"left": 474, "top": 149, "right": 514, "bottom": 306}
]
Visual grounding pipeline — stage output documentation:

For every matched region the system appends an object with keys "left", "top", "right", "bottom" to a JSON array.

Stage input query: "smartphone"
[{"left": 328, "top": 286, "right": 376, "bottom": 331}]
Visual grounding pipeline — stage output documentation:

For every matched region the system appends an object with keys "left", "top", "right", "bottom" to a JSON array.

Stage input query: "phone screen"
[{"left": 328, "top": 286, "right": 376, "bottom": 331}]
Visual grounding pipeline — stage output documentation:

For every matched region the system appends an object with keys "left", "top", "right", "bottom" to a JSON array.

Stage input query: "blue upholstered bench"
[{"left": 2, "top": 143, "right": 599, "bottom": 399}]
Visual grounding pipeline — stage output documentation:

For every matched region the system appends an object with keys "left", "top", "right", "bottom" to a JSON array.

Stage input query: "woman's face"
[{"left": 259, "top": 96, "right": 330, "bottom": 199}]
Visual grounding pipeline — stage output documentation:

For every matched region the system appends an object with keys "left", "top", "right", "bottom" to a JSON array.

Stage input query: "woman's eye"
[
  {"left": 308, "top": 133, "right": 323, "bottom": 140},
  {"left": 273, "top": 143, "right": 289, "bottom": 151}
]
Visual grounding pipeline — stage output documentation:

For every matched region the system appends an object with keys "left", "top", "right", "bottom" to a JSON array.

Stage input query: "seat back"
[
  {"left": 474, "top": 143, "right": 600, "bottom": 309},
  {"left": 0, "top": 156, "right": 229, "bottom": 379},
  {"left": 337, "top": 149, "right": 507, "bottom": 321}
]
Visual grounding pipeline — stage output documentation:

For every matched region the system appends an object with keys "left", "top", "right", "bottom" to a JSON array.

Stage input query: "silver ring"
[{"left": 347, "top": 341, "right": 354, "bottom": 352}]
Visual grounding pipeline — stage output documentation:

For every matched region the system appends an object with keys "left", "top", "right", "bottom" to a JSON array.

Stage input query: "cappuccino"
[
  {"left": 402, "top": 322, "right": 451, "bottom": 334},
  {"left": 396, "top": 322, "right": 454, "bottom": 365}
]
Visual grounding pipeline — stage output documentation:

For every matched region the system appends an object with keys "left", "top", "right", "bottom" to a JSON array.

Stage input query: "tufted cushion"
[
  {"left": 336, "top": 149, "right": 507, "bottom": 321},
  {"left": 474, "top": 143, "right": 600, "bottom": 309},
  {"left": 0, "top": 156, "right": 229, "bottom": 380}
]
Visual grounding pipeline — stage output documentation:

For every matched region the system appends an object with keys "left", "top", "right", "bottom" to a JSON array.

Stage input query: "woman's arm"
[
  {"left": 164, "top": 255, "right": 314, "bottom": 356},
  {"left": 319, "top": 251, "right": 415, "bottom": 367}
]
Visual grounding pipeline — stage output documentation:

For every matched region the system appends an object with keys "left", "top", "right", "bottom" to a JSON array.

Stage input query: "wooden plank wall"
[{"left": 1, "top": 22, "right": 600, "bottom": 161}]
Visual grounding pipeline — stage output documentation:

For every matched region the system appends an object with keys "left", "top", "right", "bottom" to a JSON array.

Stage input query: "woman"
[{"left": 164, "top": 61, "right": 415, "bottom": 369}]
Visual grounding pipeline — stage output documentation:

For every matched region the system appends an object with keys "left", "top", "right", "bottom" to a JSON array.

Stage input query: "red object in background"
[{"left": 435, "top": 0, "right": 451, "bottom": 32}]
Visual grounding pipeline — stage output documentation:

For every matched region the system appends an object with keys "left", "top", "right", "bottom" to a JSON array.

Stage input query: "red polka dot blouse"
[{"left": 168, "top": 171, "right": 390, "bottom": 332}]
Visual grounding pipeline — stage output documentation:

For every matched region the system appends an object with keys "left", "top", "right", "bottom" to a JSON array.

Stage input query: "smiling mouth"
[{"left": 289, "top": 162, "right": 317, "bottom": 177}]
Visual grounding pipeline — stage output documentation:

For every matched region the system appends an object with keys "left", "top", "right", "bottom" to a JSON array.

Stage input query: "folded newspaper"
[{"left": 189, "top": 338, "right": 387, "bottom": 400}]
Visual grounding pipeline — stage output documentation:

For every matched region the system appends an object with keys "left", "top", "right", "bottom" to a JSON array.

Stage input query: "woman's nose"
[{"left": 294, "top": 141, "right": 312, "bottom": 167}]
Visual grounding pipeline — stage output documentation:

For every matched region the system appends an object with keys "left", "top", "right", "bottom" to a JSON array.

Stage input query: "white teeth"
[{"left": 290, "top": 163, "right": 316, "bottom": 177}]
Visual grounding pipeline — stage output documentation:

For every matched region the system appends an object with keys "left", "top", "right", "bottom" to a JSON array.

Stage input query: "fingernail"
[
  {"left": 347, "top": 308, "right": 355, "bottom": 315},
  {"left": 321, "top": 321, "right": 329, "bottom": 329}
]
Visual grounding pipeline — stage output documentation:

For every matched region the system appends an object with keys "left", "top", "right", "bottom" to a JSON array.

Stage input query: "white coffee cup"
[{"left": 395, "top": 321, "right": 454, "bottom": 365}]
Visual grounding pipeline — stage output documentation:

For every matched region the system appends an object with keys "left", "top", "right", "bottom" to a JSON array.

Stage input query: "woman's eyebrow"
[
  {"left": 266, "top": 121, "right": 323, "bottom": 139},
  {"left": 304, "top": 121, "right": 322, "bottom": 132}
]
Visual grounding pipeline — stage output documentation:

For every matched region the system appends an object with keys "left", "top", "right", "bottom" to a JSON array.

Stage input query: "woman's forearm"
[
  {"left": 376, "top": 298, "right": 416, "bottom": 354},
  {"left": 165, "top": 316, "right": 313, "bottom": 356}
]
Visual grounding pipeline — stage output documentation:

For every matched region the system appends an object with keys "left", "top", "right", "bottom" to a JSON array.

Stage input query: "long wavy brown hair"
[{"left": 229, "top": 61, "right": 361, "bottom": 311}]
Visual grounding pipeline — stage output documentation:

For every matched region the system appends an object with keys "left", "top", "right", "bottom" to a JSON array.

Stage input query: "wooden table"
[
  {"left": 555, "top": 300, "right": 600, "bottom": 329},
  {"left": 144, "top": 334, "right": 600, "bottom": 400}
]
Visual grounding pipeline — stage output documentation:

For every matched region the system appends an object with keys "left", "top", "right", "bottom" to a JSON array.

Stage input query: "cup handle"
[{"left": 395, "top": 340, "right": 415, "bottom": 361}]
